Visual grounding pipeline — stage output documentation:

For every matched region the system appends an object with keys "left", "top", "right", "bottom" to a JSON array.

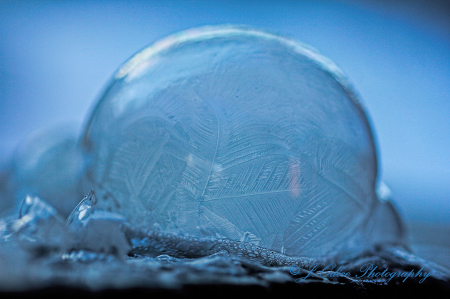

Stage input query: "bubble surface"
[{"left": 81, "top": 25, "right": 402, "bottom": 258}]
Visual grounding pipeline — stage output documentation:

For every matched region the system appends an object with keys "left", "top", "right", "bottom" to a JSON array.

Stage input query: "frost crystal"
[
  {"left": 9, "top": 195, "right": 70, "bottom": 255},
  {"left": 67, "top": 191, "right": 131, "bottom": 257}
]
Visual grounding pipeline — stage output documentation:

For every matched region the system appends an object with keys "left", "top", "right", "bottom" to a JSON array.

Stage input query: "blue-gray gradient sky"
[{"left": 0, "top": 0, "right": 449, "bottom": 224}]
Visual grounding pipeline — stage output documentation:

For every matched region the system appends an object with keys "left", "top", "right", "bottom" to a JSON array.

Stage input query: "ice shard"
[{"left": 67, "top": 191, "right": 131, "bottom": 256}]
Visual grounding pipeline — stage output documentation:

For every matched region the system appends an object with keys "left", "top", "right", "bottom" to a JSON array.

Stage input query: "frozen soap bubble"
[
  {"left": 1, "top": 125, "right": 85, "bottom": 218},
  {"left": 81, "top": 26, "right": 405, "bottom": 258}
]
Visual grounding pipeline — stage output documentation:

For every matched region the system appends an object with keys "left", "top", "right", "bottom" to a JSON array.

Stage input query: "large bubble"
[{"left": 81, "top": 25, "right": 404, "bottom": 258}]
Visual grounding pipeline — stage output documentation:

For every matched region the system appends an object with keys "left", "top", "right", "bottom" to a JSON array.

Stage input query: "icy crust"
[{"left": 81, "top": 25, "right": 386, "bottom": 258}]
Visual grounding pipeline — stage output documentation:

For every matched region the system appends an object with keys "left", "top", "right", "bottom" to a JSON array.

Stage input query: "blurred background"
[{"left": 0, "top": 0, "right": 449, "bottom": 261}]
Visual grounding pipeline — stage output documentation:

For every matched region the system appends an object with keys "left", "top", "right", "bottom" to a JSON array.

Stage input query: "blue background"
[{"left": 1, "top": 0, "right": 449, "bottom": 228}]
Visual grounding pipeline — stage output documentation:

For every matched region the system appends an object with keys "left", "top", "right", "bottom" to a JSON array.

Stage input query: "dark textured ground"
[
  {"left": 1, "top": 248, "right": 449, "bottom": 299},
  {"left": 1, "top": 223, "right": 449, "bottom": 299}
]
